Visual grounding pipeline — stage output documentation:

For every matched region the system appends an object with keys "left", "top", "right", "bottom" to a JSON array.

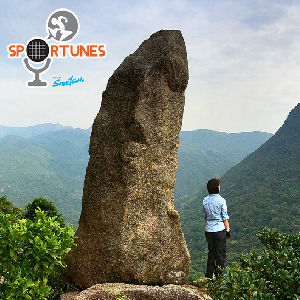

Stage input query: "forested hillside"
[
  {"left": 0, "top": 129, "right": 90, "bottom": 223},
  {"left": 222, "top": 102, "right": 300, "bottom": 252},
  {"left": 175, "top": 130, "right": 272, "bottom": 199},
  {"left": 177, "top": 103, "right": 300, "bottom": 279}
]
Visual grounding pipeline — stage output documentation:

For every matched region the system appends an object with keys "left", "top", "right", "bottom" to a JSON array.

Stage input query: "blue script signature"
[{"left": 52, "top": 76, "right": 84, "bottom": 87}]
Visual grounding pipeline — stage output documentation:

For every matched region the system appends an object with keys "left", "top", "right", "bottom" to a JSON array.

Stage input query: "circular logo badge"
[
  {"left": 26, "top": 38, "right": 50, "bottom": 62},
  {"left": 46, "top": 9, "right": 79, "bottom": 42}
]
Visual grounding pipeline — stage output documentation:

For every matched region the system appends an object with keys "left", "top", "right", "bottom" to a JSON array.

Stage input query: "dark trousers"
[{"left": 205, "top": 230, "right": 226, "bottom": 279}]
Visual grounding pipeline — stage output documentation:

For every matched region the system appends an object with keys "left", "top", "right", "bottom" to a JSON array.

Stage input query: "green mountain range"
[
  {"left": 175, "top": 130, "right": 272, "bottom": 199},
  {"left": 0, "top": 123, "right": 82, "bottom": 138},
  {"left": 177, "top": 103, "right": 300, "bottom": 278},
  {"left": 222, "top": 102, "right": 300, "bottom": 252},
  {"left": 0, "top": 129, "right": 90, "bottom": 223},
  {"left": 0, "top": 126, "right": 271, "bottom": 227}
]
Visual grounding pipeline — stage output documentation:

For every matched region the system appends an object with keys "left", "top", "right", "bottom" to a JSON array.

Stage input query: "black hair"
[{"left": 207, "top": 178, "right": 221, "bottom": 194}]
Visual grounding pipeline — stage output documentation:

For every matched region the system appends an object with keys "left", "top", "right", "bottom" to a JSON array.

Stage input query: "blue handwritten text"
[{"left": 52, "top": 75, "right": 84, "bottom": 87}]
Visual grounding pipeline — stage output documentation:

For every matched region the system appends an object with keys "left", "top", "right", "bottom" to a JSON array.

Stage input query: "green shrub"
[
  {"left": 0, "top": 209, "right": 76, "bottom": 299},
  {"left": 23, "top": 198, "right": 65, "bottom": 227},
  {"left": 0, "top": 195, "right": 21, "bottom": 217},
  {"left": 105, "top": 287, "right": 131, "bottom": 300},
  {"left": 208, "top": 228, "right": 300, "bottom": 300}
]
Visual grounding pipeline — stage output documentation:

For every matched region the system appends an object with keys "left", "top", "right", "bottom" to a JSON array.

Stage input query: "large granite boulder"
[
  {"left": 66, "top": 30, "right": 191, "bottom": 289},
  {"left": 60, "top": 283, "right": 212, "bottom": 300}
]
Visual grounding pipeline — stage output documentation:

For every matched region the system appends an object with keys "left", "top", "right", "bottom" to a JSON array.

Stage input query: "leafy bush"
[
  {"left": 208, "top": 228, "right": 300, "bottom": 300},
  {"left": 105, "top": 287, "right": 131, "bottom": 300},
  {"left": 0, "top": 195, "right": 21, "bottom": 217},
  {"left": 23, "top": 198, "right": 65, "bottom": 227},
  {"left": 0, "top": 209, "right": 76, "bottom": 299}
]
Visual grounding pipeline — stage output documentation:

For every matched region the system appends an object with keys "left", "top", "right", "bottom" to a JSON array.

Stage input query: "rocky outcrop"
[
  {"left": 60, "top": 283, "right": 212, "bottom": 300},
  {"left": 66, "top": 30, "right": 190, "bottom": 289}
]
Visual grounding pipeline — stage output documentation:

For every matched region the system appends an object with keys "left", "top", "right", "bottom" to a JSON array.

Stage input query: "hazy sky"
[{"left": 1, "top": 0, "right": 300, "bottom": 133}]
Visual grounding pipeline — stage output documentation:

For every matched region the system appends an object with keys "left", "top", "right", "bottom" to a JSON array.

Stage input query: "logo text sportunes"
[
  {"left": 7, "top": 8, "right": 106, "bottom": 88},
  {"left": 8, "top": 44, "right": 106, "bottom": 58}
]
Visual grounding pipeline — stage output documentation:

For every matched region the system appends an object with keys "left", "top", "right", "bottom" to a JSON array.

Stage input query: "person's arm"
[
  {"left": 224, "top": 219, "right": 229, "bottom": 230},
  {"left": 224, "top": 219, "right": 231, "bottom": 238},
  {"left": 221, "top": 199, "right": 230, "bottom": 232}
]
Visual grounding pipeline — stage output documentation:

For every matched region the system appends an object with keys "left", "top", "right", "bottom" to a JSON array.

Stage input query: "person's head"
[{"left": 207, "top": 178, "right": 221, "bottom": 194}]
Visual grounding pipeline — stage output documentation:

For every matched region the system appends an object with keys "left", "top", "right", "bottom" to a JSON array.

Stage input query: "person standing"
[{"left": 203, "top": 178, "right": 231, "bottom": 279}]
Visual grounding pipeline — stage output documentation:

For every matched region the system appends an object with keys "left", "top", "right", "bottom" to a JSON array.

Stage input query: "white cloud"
[{"left": 181, "top": 1, "right": 300, "bottom": 133}]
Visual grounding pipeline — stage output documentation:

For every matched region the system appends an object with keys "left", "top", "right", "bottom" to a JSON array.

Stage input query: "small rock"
[{"left": 60, "top": 283, "right": 212, "bottom": 300}]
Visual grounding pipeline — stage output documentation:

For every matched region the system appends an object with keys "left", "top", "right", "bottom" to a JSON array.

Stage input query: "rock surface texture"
[
  {"left": 60, "top": 284, "right": 212, "bottom": 300},
  {"left": 66, "top": 30, "right": 191, "bottom": 289}
]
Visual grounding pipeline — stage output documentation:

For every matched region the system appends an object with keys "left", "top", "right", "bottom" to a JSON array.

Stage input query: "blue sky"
[{"left": 1, "top": 0, "right": 300, "bottom": 133}]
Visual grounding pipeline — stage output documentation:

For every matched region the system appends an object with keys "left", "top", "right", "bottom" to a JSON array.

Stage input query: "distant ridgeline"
[
  {"left": 0, "top": 123, "right": 72, "bottom": 138},
  {"left": 177, "top": 103, "right": 300, "bottom": 279}
]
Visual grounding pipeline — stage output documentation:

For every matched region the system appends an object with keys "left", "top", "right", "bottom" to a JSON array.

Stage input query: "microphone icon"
[{"left": 23, "top": 38, "right": 52, "bottom": 87}]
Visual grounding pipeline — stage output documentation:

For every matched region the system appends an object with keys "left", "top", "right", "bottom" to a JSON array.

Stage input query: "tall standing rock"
[{"left": 66, "top": 30, "right": 191, "bottom": 289}]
